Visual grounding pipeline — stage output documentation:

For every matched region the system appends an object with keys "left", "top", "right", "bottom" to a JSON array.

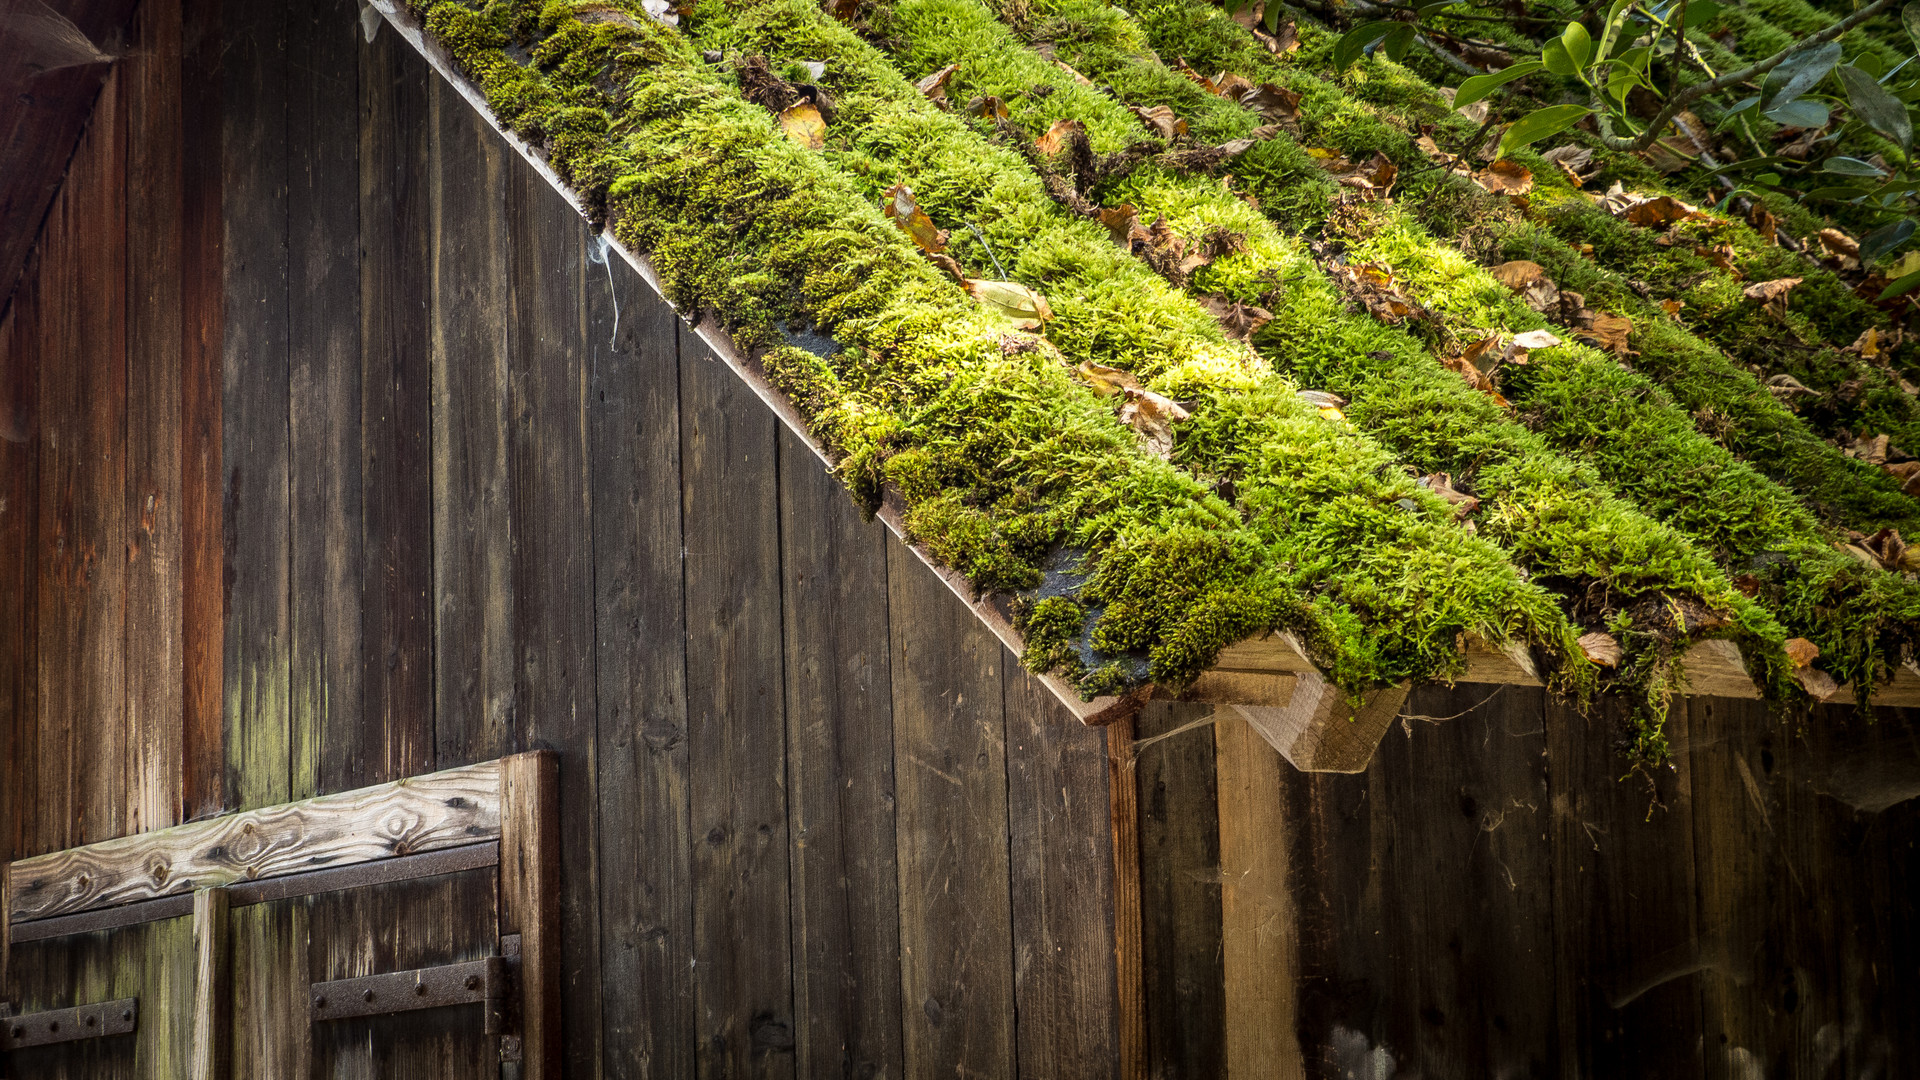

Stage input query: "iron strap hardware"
[
  {"left": 0, "top": 998, "right": 138, "bottom": 1049},
  {"left": 309, "top": 957, "right": 505, "bottom": 1033}
]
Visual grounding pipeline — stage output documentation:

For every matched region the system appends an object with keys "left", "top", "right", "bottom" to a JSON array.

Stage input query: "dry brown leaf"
[
  {"left": 1622, "top": 194, "right": 1703, "bottom": 228},
  {"left": 882, "top": 183, "right": 949, "bottom": 254},
  {"left": 1882, "top": 460, "right": 1920, "bottom": 496},
  {"left": 1076, "top": 359, "right": 1141, "bottom": 397},
  {"left": 965, "top": 95, "right": 1010, "bottom": 121},
  {"left": 963, "top": 278, "right": 1054, "bottom": 328},
  {"left": 1100, "top": 203, "right": 1149, "bottom": 249},
  {"left": 1540, "top": 144, "right": 1594, "bottom": 183},
  {"left": 1637, "top": 112, "right": 1710, "bottom": 174},
  {"left": 1473, "top": 158, "right": 1534, "bottom": 196},
  {"left": 1118, "top": 387, "right": 1191, "bottom": 458},
  {"left": 1036, "top": 118, "right": 1086, "bottom": 156},
  {"left": 825, "top": 0, "right": 860, "bottom": 22},
  {"left": 1578, "top": 632, "right": 1621, "bottom": 668},
  {"left": 1795, "top": 665, "right": 1840, "bottom": 700},
  {"left": 1766, "top": 373, "right": 1819, "bottom": 398},
  {"left": 1199, "top": 295, "right": 1273, "bottom": 341},
  {"left": 1131, "top": 104, "right": 1189, "bottom": 140},
  {"left": 1660, "top": 298, "right": 1685, "bottom": 316},
  {"left": 1784, "top": 637, "right": 1821, "bottom": 669},
  {"left": 778, "top": 102, "right": 825, "bottom": 149},
  {"left": 1818, "top": 228, "right": 1860, "bottom": 261},
  {"left": 1053, "top": 59, "right": 1094, "bottom": 86},
  {"left": 1850, "top": 432, "right": 1891, "bottom": 464},
  {"left": 1490, "top": 260, "right": 1558, "bottom": 313},
  {"left": 1747, "top": 203, "right": 1778, "bottom": 246},
  {"left": 1857, "top": 527, "right": 1920, "bottom": 572},
  {"left": 1847, "top": 327, "right": 1883, "bottom": 359},
  {"left": 1417, "top": 472, "right": 1480, "bottom": 518},
  {"left": 1577, "top": 312, "right": 1634, "bottom": 356},
  {"left": 1259, "top": 20, "right": 1299, "bottom": 55},
  {"left": 927, "top": 252, "right": 965, "bottom": 284},
  {"left": 915, "top": 64, "right": 959, "bottom": 104},
  {"left": 1743, "top": 277, "right": 1802, "bottom": 304},
  {"left": 1241, "top": 83, "right": 1302, "bottom": 124},
  {"left": 1201, "top": 70, "right": 1256, "bottom": 99},
  {"left": 1693, "top": 244, "right": 1739, "bottom": 278}
]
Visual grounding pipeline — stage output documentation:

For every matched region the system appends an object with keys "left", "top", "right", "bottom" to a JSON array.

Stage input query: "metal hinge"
[
  {"left": 309, "top": 957, "right": 506, "bottom": 1033},
  {"left": 0, "top": 998, "right": 138, "bottom": 1049}
]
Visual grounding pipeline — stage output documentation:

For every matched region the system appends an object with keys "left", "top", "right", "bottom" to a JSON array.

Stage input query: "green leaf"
[
  {"left": 1763, "top": 41, "right": 1842, "bottom": 108},
  {"left": 1382, "top": 22, "right": 1417, "bottom": 62},
  {"left": 1416, "top": 0, "right": 1462, "bottom": 16},
  {"left": 1543, "top": 38, "right": 1579, "bottom": 76},
  {"left": 1837, "top": 64, "right": 1914, "bottom": 151},
  {"left": 1454, "top": 60, "right": 1545, "bottom": 111},
  {"left": 1765, "top": 99, "right": 1830, "bottom": 129},
  {"left": 1860, "top": 218, "right": 1916, "bottom": 261},
  {"left": 1334, "top": 21, "right": 1398, "bottom": 71},
  {"left": 1683, "top": 0, "right": 1720, "bottom": 27},
  {"left": 1880, "top": 266, "right": 1920, "bottom": 299},
  {"left": 1499, "top": 104, "right": 1592, "bottom": 156},
  {"left": 1905, "top": 1, "right": 1920, "bottom": 49},
  {"left": 1802, "top": 184, "right": 1872, "bottom": 201},
  {"left": 1560, "top": 21, "right": 1593, "bottom": 68},
  {"left": 1596, "top": 0, "right": 1635, "bottom": 57},
  {"left": 1825, "top": 155, "right": 1890, "bottom": 176},
  {"left": 1723, "top": 94, "right": 1761, "bottom": 117}
]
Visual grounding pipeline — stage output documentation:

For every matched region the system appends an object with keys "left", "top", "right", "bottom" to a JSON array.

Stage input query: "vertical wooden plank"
[
  {"left": 288, "top": 0, "right": 366, "bottom": 800},
  {"left": 220, "top": 0, "right": 292, "bottom": 812},
  {"left": 358, "top": 20, "right": 435, "bottom": 790},
  {"left": 1, "top": 291, "right": 37, "bottom": 880},
  {"left": 1134, "top": 700, "right": 1225, "bottom": 1079},
  {"left": 681, "top": 332, "right": 796, "bottom": 1079},
  {"left": 887, "top": 539, "right": 1014, "bottom": 1080},
  {"left": 1006, "top": 661, "right": 1121, "bottom": 1080},
  {"left": 1106, "top": 714, "right": 1147, "bottom": 1080},
  {"left": 229, "top": 899, "right": 311, "bottom": 1077},
  {"left": 1213, "top": 710, "right": 1304, "bottom": 1080},
  {"left": 190, "top": 888, "right": 230, "bottom": 1080},
  {"left": 1549, "top": 694, "right": 1701, "bottom": 1077},
  {"left": 38, "top": 72, "right": 130, "bottom": 848},
  {"left": 506, "top": 154, "right": 603, "bottom": 1078},
  {"left": 122, "top": 0, "right": 186, "bottom": 838},
  {"left": 179, "top": 0, "right": 226, "bottom": 823},
  {"left": 592, "top": 258, "right": 695, "bottom": 1078},
  {"left": 778, "top": 432, "right": 904, "bottom": 1080},
  {"left": 501, "top": 750, "right": 562, "bottom": 1078},
  {"left": 428, "top": 73, "right": 513, "bottom": 768}
]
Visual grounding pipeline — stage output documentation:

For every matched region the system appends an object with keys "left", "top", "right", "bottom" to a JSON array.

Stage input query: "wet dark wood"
[
  {"left": 1106, "top": 714, "right": 1146, "bottom": 1080},
  {"left": 289, "top": 0, "right": 364, "bottom": 800},
  {"left": 1006, "top": 657, "right": 1120, "bottom": 1080},
  {"left": 500, "top": 751, "right": 560, "bottom": 1078},
  {"left": 0, "top": 296, "right": 37, "bottom": 877},
  {"left": 778, "top": 432, "right": 904, "bottom": 1080},
  {"left": 1135, "top": 701, "right": 1224, "bottom": 1079},
  {"left": 505, "top": 153, "right": 603, "bottom": 1077},
  {"left": 888, "top": 540, "right": 1015, "bottom": 1080},
  {"left": 589, "top": 239, "right": 694, "bottom": 1077},
  {"left": 681, "top": 332, "right": 796, "bottom": 1079}
]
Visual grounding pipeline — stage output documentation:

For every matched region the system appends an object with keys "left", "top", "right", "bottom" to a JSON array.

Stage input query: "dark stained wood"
[
  {"left": 1005, "top": 659, "right": 1120, "bottom": 1080},
  {"left": 1212, "top": 710, "right": 1304, "bottom": 1079},
  {"left": 1548, "top": 695, "right": 1702, "bottom": 1079},
  {"left": 777, "top": 431, "right": 904, "bottom": 1080},
  {"left": 356, "top": 17, "right": 435, "bottom": 791},
  {"left": 289, "top": 0, "right": 364, "bottom": 801},
  {"left": 500, "top": 751, "right": 561, "bottom": 1078},
  {"left": 1106, "top": 714, "right": 1146, "bottom": 1080},
  {"left": 4, "top": 913, "right": 195, "bottom": 1076},
  {"left": 590, "top": 251, "right": 696, "bottom": 1078},
  {"left": 1134, "top": 701, "right": 1224, "bottom": 1079},
  {"left": 427, "top": 70, "right": 513, "bottom": 768},
  {"left": 681, "top": 331, "right": 797, "bottom": 1079},
  {"left": 0, "top": 0, "right": 141, "bottom": 319},
  {"left": 36, "top": 69, "right": 127, "bottom": 850},
  {"left": 1, "top": 294, "right": 37, "bottom": 877},
  {"left": 190, "top": 887, "right": 229, "bottom": 1080},
  {"left": 505, "top": 151, "right": 603, "bottom": 1077},
  {"left": 229, "top": 890, "right": 310, "bottom": 1074},
  {"left": 178, "top": 0, "right": 223, "bottom": 823},
  {"left": 219, "top": 0, "right": 291, "bottom": 812},
  {"left": 887, "top": 538, "right": 1015, "bottom": 1080},
  {"left": 121, "top": 0, "right": 185, "bottom": 838}
]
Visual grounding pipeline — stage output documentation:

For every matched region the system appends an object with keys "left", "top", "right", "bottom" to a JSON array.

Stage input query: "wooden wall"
[
  {"left": 0, "top": 0, "right": 1124, "bottom": 1075},
  {"left": 1139, "top": 691, "right": 1920, "bottom": 1078}
]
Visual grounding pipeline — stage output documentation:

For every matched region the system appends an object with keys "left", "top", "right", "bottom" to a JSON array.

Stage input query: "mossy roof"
[{"left": 402, "top": 0, "right": 1920, "bottom": 757}]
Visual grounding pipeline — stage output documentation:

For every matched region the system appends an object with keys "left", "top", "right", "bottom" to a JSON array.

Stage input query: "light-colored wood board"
[
  {"left": 1826, "top": 661, "right": 1920, "bottom": 706},
  {"left": 1213, "top": 712, "right": 1305, "bottom": 1080},
  {"left": 9, "top": 759, "right": 502, "bottom": 922},
  {"left": 1673, "top": 638, "right": 1761, "bottom": 700},
  {"left": 1233, "top": 674, "right": 1410, "bottom": 774},
  {"left": 190, "top": 887, "right": 230, "bottom": 1080}
]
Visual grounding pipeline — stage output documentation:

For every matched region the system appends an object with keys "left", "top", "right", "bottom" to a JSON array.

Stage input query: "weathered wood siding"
[
  {"left": 0, "top": 0, "right": 1123, "bottom": 1075},
  {"left": 1134, "top": 689, "right": 1920, "bottom": 1078}
]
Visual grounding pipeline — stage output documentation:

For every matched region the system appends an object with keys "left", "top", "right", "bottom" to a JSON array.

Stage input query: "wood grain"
[
  {"left": 1213, "top": 711, "right": 1304, "bottom": 1080},
  {"left": 500, "top": 750, "right": 560, "bottom": 1079},
  {"left": 1233, "top": 674, "right": 1409, "bottom": 774},
  {"left": 189, "top": 887, "right": 229, "bottom": 1080},
  {"left": 589, "top": 225, "right": 695, "bottom": 1078},
  {"left": 778, "top": 428, "right": 904, "bottom": 1080},
  {"left": 888, "top": 538, "right": 1016, "bottom": 1080},
  {"left": 1005, "top": 659, "right": 1121, "bottom": 1080},
  {"left": 9, "top": 760, "right": 502, "bottom": 922},
  {"left": 681, "top": 332, "right": 797, "bottom": 1079},
  {"left": 1106, "top": 715, "right": 1147, "bottom": 1080}
]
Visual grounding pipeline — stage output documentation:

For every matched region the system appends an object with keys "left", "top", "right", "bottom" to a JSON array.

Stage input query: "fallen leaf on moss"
[
  {"left": 1818, "top": 228, "right": 1860, "bottom": 262},
  {"left": 1847, "top": 327, "right": 1883, "bottom": 358},
  {"left": 1622, "top": 194, "right": 1704, "bottom": 227},
  {"left": 779, "top": 102, "right": 825, "bottom": 148},
  {"left": 963, "top": 279, "right": 1053, "bottom": 328},
  {"left": 882, "top": 183, "right": 949, "bottom": 254},
  {"left": 1305, "top": 147, "right": 1350, "bottom": 171},
  {"left": 1417, "top": 472, "right": 1480, "bottom": 518},
  {"left": 1785, "top": 637, "right": 1821, "bottom": 669},
  {"left": 1856, "top": 527, "right": 1920, "bottom": 572},
  {"left": 1215, "top": 124, "right": 1282, "bottom": 156},
  {"left": 1119, "top": 387, "right": 1190, "bottom": 458},
  {"left": 1695, "top": 244, "right": 1740, "bottom": 278},
  {"left": 1100, "top": 203, "right": 1149, "bottom": 249},
  {"left": 965, "top": 95, "right": 1010, "bottom": 121},
  {"left": 1747, "top": 203, "right": 1778, "bottom": 246},
  {"left": 1577, "top": 313, "right": 1635, "bottom": 355},
  {"left": 1230, "top": 1, "right": 1265, "bottom": 27},
  {"left": 1473, "top": 159, "right": 1533, "bottom": 196},
  {"left": 1076, "top": 359, "right": 1140, "bottom": 397},
  {"left": 927, "top": 252, "right": 965, "bottom": 284},
  {"left": 1743, "top": 277, "right": 1802, "bottom": 304},
  {"left": 1882, "top": 460, "right": 1920, "bottom": 496},
  {"left": 1036, "top": 118, "right": 1086, "bottom": 156},
  {"left": 1053, "top": 59, "right": 1095, "bottom": 86},
  {"left": 1131, "top": 104, "right": 1189, "bottom": 140},
  {"left": 1579, "top": 632, "right": 1621, "bottom": 667},
  {"left": 1491, "top": 260, "right": 1559, "bottom": 314},
  {"left": 1637, "top": 111, "right": 1710, "bottom": 174},
  {"left": 1333, "top": 262, "right": 1420, "bottom": 323},
  {"left": 642, "top": 0, "right": 680, "bottom": 24},
  {"left": 1766, "top": 373, "right": 1819, "bottom": 398},
  {"left": 1796, "top": 665, "right": 1840, "bottom": 700},
  {"left": 1511, "top": 329, "right": 1562, "bottom": 350},
  {"left": 1297, "top": 389, "right": 1346, "bottom": 420},
  {"left": 1660, "top": 298, "right": 1685, "bottom": 316},
  {"left": 1540, "top": 144, "right": 1594, "bottom": 186},
  {"left": 1241, "top": 83, "right": 1302, "bottom": 125},
  {"left": 1732, "top": 573, "right": 1762, "bottom": 596},
  {"left": 826, "top": 0, "right": 860, "bottom": 22},
  {"left": 1259, "top": 21, "right": 1299, "bottom": 54},
  {"left": 1199, "top": 295, "right": 1274, "bottom": 340},
  {"left": 1199, "top": 70, "right": 1256, "bottom": 99},
  {"left": 915, "top": 64, "right": 958, "bottom": 104},
  {"left": 1850, "top": 432, "right": 1891, "bottom": 464}
]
